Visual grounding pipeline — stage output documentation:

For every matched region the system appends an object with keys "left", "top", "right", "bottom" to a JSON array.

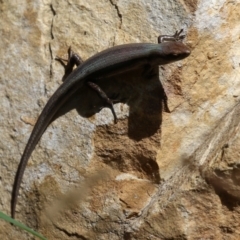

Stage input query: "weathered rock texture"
[{"left": 0, "top": 0, "right": 240, "bottom": 239}]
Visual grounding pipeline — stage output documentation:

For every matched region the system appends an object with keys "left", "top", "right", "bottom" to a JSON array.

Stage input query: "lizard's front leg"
[{"left": 158, "top": 29, "right": 186, "bottom": 43}]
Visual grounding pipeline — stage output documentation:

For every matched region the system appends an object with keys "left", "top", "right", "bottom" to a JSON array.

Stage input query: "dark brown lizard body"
[{"left": 11, "top": 30, "right": 190, "bottom": 218}]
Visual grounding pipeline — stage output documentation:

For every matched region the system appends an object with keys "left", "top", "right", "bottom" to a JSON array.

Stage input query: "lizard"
[{"left": 11, "top": 30, "right": 191, "bottom": 218}]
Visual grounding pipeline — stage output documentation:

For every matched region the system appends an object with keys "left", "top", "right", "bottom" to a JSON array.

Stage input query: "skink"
[{"left": 11, "top": 30, "right": 191, "bottom": 218}]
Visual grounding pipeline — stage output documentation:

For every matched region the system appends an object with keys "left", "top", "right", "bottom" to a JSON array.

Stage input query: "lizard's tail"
[{"left": 11, "top": 83, "right": 80, "bottom": 218}]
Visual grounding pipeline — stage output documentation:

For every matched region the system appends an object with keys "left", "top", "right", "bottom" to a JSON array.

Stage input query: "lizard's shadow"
[{"left": 54, "top": 66, "right": 167, "bottom": 141}]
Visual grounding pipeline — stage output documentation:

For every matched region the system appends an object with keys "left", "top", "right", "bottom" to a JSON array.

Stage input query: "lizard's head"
[{"left": 153, "top": 41, "right": 191, "bottom": 64}]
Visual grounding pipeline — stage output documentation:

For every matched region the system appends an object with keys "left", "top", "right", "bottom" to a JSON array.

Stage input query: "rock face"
[{"left": 0, "top": 0, "right": 240, "bottom": 239}]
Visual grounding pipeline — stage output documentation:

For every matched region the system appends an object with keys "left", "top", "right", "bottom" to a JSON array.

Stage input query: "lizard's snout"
[{"left": 184, "top": 47, "right": 191, "bottom": 57}]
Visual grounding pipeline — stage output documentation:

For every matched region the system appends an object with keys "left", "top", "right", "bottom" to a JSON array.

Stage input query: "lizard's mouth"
[{"left": 169, "top": 46, "right": 191, "bottom": 61}]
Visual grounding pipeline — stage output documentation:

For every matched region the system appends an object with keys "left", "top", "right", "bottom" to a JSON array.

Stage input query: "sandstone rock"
[{"left": 0, "top": 0, "right": 239, "bottom": 239}]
